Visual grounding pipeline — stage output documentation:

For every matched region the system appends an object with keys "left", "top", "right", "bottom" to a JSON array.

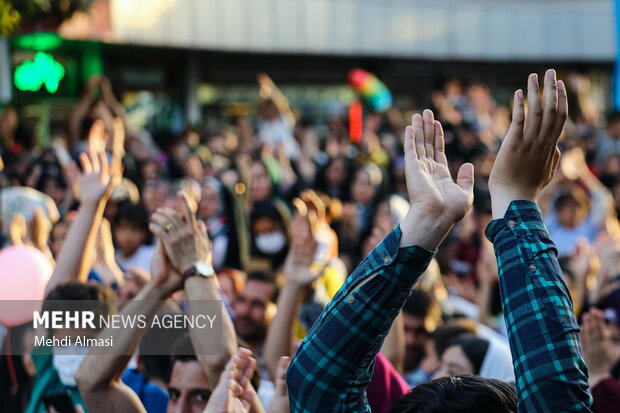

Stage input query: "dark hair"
[
  {"left": 170, "top": 333, "right": 197, "bottom": 364},
  {"left": 391, "top": 375, "right": 516, "bottom": 413},
  {"left": 246, "top": 271, "right": 280, "bottom": 302},
  {"left": 402, "top": 290, "right": 431, "bottom": 318},
  {"left": 250, "top": 200, "right": 285, "bottom": 226},
  {"left": 446, "top": 335, "right": 490, "bottom": 374},
  {"left": 554, "top": 192, "right": 579, "bottom": 211},
  {"left": 112, "top": 201, "right": 152, "bottom": 243},
  {"left": 43, "top": 283, "right": 117, "bottom": 333},
  {"left": 430, "top": 322, "right": 477, "bottom": 358}
]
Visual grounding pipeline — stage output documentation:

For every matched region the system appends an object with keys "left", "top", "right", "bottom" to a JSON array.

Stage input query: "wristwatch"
[{"left": 183, "top": 261, "right": 215, "bottom": 278}]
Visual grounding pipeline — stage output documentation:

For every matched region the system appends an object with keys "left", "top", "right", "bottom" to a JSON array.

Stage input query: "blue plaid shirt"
[
  {"left": 486, "top": 201, "right": 592, "bottom": 412},
  {"left": 287, "top": 201, "right": 592, "bottom": 412}
]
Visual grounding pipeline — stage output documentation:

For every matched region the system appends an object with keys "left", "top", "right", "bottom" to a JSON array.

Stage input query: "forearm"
[
  {"left": 76, "top": 283, "right": 170, "bottom": 389},
  {"left": 185, "top": 276, "right": 237, "bottom": 386},
  {"left": 264, "top": 282, "right": 304, "bottom": 380},
  {"left": 380, "top": 312, "right": 405, "bottom": 373},
  {"left": 287, "top": 226, "right": 434, "bottom": 412},
  {"left": 487, "top": 201, "right": 592, "bottom": 412},
  {"left": 46, "top": 202, "right": 103, "bottom": 294}
]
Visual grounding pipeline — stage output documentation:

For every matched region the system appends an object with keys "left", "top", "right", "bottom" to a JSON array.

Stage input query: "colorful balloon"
[
  {"left": 0, "top": 246, "right": 53, "bottom": 327},
  {"left": 347, "top": 68, "right": 392, "bottom": 112}
]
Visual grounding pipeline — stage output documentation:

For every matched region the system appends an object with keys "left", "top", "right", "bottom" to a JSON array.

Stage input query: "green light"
[
  {"left": 14, "top": 52, "right": 65, "bottom": 94},
  {"left": 12, "top": 33, "right": 63, "bottom": 51}
]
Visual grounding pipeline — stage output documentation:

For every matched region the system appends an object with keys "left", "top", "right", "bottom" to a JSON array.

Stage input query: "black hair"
[
  {"left": 250, "top": 200, "right": 285, "bottom": 226},
  {"left": 391, "top": 375, "right": 517, "bottom": 413},
  {"left": 429, "top": 323, "right": 477, "bottom": 359},
  {"left": 554, "top": 192, "right": 579, "bottom": 212},
  {"left": 43, "top": 283, "right": 118, "bottom": 333},
  {"left": 446, "top": 335, "right": 490, "bottom": 375},
  {"left": 402, "top": 290, "right": 432, "bottom": 318},
  {"left": 246, "top": 271, "right": 280, "bottom": 302},
  {"left": 112, "top": 201, "right": 153, "bottom": 244},
  {"left": 170, "top": 333, "right": 197, "bottom": 365}
]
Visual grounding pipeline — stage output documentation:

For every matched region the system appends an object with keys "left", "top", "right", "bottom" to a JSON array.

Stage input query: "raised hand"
[
  {"left": 149, "top": 240, "right": 185, "bottom": 294},
  {"left": 488, "top": 69, "right": 567, "bottom": 218},
  {"left": 399, "top": 110, "right": 474, "bottom": 249},
  {"left": 580, "top": 308, "right": 613, "bottom": 387},
  {"left": 268, "top": 356, "right": 291, "bottom": 413},
  {"left": 283, "top": 208, "right": 320, "bottom": 287},
  {"left": 78, "top": 148, "right": 116, "bottom": 207},
  {"left": 149, "top": 193, "right": 211, "bottom": 274},
  {"left": 204, "top": 348, "right": 257, "bottom": 413}
]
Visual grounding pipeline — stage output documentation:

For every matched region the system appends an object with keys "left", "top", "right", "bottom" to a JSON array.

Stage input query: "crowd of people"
[{"left": 0, "top": 67, "right": 619, "bottom": 413}]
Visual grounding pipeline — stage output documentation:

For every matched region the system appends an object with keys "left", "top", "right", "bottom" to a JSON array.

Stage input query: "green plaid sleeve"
[
  {"left": 286, "top": 225, "right": 435, "bottom": 412},
  {"left": 486, "top": 200, "right": 593, "bottom": 413}
]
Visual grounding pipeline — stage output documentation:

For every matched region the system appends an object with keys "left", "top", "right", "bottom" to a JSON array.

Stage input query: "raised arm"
[
  {"left": 264, "top": 209, "right": 319, "bottom": 381},
  {"left": 487, "top": 70, "right": 592, "bottom": 412},
  {"left": 150, "top": 194, "right": 237, "bottom": 387},
  {"left": 286, "top": 110, "right": 474, "bottom": 412},
  {"left": 45, "top": 147, "right": 116, "bottom": 295},
  {"left": 75, "top": 241, "right": 185, "bottom": 413}
]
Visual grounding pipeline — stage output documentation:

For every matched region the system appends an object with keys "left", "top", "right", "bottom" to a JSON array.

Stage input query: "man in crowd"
[{"left": 287, "top": 70, "right": 592, "bottom": 412}]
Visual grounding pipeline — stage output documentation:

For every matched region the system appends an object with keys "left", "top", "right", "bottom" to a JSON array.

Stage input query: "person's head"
[
  {"left": 37, "top": 172, "right": 68, "bottom": 207},
  {"left": 198, "top": 178, "right": 223, "bottom": 221},
  {"left": 351, "top": 163, "right": 383, "bottom": 205},
  {"left": 250, "top": 201, "right": 288, "bottom": 257},
  {"left": 391, "top": 375, "right": 516, "bottom": 413},
  {"left": 606, "top": 110, "right": 620, "bottom": 138},
  {"left": 233, "top": 271, "right": 278, "bottom": 346},
  {"left": 324, "top": 157, "right": 349, "bottom": 190},
  {"left": 43, "top": 283, "right": 116, "bottom": 386},
  {"left": 434, "top": 335, "right": 490, "bottom": 379},
  {"left": 217, "top": 268, "right": 246, "bottom": 303},
  {"left": 421, "top": 321, "right": 477, "bottom": 375},
  {"left": 167, "top": 334, "right": 212, "bottom": 413},
  {"left": 249, "top": 160, "right": 273, "bottom": 202},
  {"left": 402, "top": 290, "right": 440, "bottom": 371},
  {"left": 112, "top": 201, "right": 151, "bottom": 256},
  {"left": 554, "top": 192, "right": 586, "bottom": 228},
  {"left": 50, "top": 213, "right": 75, "bottom": 258}
]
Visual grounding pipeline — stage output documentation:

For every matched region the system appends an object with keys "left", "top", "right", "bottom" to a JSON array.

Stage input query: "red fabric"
[
  {"left": 367, "top": 353, "right": 410, "bottom": 413},
  {"left": 592, "top": 377, "right": 620, "bottom": 413}
]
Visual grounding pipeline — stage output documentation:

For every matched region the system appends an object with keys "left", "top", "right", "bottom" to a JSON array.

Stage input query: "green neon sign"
[{"left": 14, "top": 52, "right": 65, "bottom": 93}]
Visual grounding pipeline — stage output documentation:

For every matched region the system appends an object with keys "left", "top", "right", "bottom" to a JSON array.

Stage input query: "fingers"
[
  {"left": 412, "top": 114, "right": 426, "bottom": 158},
  {"left": 456, "top": 162, "right": 475, "bottom": 195},
  {"left": 551, "top": 80, "right": 568, "bottom": 141},
  {"left": 157, "top": 207, "right": 185, "bottom": 232},
  {"left": 98, "top": 150, "right": 109, "bottom": 179},
  {"left": 423, "top": 109, "right": 435, "bottom": 159},
  {"left": 524, "top": 73, "right": 542, "bottom": 140},
  {"left": 179, "top": 192, "right": 196, "bottom": 225},
  {"left": 506, "top": 89, "right": 525, "bottom": 143},
  {"left": 403, "top": 125, "right": 417, "bottom": 168},
  {"left": 79, "top": 152, "right": 92, "bottom": 174},
  {"left": 89, "top": 147, "right": 100, "bottom": 172},
  {"left": 540, "top": 69, "right": 559, "bottom": 143},
  {"left": 275, "top": 356, "right": 291, "bottom": 396},
  {"left": 433, "top": 121, "right": 448, "bottom": 166}
]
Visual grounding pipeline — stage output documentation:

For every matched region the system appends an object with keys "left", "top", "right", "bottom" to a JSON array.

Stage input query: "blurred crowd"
[{"left": 0, "top": 71, "right": 619, "bottom": 413}]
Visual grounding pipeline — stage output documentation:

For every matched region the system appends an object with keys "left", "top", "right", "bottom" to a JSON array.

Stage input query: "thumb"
[{"left": 456, "top": 162, "right": 474, "bottom": 194}]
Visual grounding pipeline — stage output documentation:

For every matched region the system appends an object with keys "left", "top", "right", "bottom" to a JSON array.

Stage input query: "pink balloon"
[{"left": 0, "top": 245, "right": 52, "bottom": 327}]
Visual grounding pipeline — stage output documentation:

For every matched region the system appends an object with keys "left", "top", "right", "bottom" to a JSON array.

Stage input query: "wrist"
[
  {"left": 399, "top": 209, "right": 454, "bottom": 250},
  {"left": 489, "top": 189, "right": 536, "bottom": 220}
]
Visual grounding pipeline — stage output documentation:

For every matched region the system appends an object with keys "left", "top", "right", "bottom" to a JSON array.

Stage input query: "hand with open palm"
[{"left": 400, "top": 110, "right": 474, "bottom": 250}]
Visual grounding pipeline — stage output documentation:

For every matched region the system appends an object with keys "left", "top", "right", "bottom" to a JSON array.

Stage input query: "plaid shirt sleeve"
[
  {"left": 286, "top": 225, "right": 435, "bottom": 412},
  {"left": 485, "top": 200, "right": 593, "bottom": 413}
]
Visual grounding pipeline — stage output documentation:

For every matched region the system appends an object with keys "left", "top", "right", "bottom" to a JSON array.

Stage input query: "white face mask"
[
  {"left": 53, "top": 346, "right": 90, "bottom": 387},
  {"left": 255, "top": 231, "right": 286, "bottom": 254}
]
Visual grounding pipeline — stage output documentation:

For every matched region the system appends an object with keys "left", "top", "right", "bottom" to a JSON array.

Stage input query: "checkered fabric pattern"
[
  {"left": 286, "top": 225, "right": 434, "bottom": 412},
  {"left": 486, "top": 200, "right": 592, "bottom": 413}
]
